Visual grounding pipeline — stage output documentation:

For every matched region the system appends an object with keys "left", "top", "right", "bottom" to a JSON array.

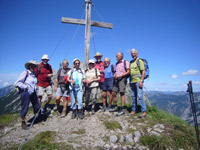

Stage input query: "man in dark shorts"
[{"left": 101, "top": 57, "right": 114, "bottom": 112}]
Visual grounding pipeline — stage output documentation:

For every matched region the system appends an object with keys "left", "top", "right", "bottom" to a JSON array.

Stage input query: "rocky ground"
[{"left": 0, "top": 106, "right": 166, "bottom": 150}]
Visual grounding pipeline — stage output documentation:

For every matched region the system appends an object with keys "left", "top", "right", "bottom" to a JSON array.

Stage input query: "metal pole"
[
  {"left": 187, "top": 80, "right": 200, "bottom": 150},
  {"left": 84, "top": 0, "right": 92, "bottom": 68}
]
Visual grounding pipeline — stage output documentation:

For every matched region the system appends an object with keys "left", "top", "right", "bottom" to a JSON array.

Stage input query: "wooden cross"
[{"left": 61, "top": 0, "right": 113, "bottom": 66}]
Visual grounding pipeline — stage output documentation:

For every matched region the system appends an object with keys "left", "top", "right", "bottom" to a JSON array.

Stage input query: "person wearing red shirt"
[
  {"left": 94, "top": 52, "right": 105, "bottom": 90},
  {"left": 35, "top": 54, "right": 53, "bottom": 112}
]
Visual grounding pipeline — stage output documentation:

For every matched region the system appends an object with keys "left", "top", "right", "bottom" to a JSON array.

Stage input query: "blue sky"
[{"left": 0, "top": 0, "right": 200, "bottom": 91}]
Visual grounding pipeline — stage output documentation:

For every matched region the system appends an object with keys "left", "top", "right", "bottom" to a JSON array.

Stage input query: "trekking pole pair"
[{"left": 187, "top": 80, "right": 200, "bottom": 150}]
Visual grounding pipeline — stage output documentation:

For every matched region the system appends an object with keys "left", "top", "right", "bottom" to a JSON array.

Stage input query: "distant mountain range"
[
  {"left": 148, "top": 91, "right": 200, "bottom": 125},
  {"left": 0, "top": 85, "right": 15, "bottom": 99}
]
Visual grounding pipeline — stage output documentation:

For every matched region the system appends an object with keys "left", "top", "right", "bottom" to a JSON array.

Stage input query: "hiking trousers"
[
  {"left": 70, "top": 86, "right": 83, "bottom": 110},
  {"left": 130, "top": 82, "right": 147, "bottom": 112},
  {"left": 20, "top": 91, "right": 41, "bottom": 118}
]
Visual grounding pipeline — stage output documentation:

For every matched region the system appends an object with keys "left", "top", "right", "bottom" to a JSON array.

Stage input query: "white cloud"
[
  {"left": 193, "top": 81, "right": 200, "bottom": 85},
  {"left": 170, "top": 74, "right": 178, "bottom": 79},
  {"left": 182, "top": 70, "right": 198, "bottom": 76},
  {"left": 3, "top": 82, "right": 11, "bottom": 87},
  {"left": 0, "top": 80, "right": 2, "bottom": 83}
]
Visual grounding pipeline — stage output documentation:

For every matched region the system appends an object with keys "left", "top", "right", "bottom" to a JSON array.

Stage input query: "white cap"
[
  {"left": 88, "top": 59, "right": 95, "bottom": 64},
  {"left": 73, "top": 58, "right": 80, "bottom": 65},
  {"left": 41, "top": 54, "right": 49, "bottom": 60}
]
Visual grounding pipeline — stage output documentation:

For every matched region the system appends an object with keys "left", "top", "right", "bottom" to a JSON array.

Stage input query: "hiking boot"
[
  {"left": 42, "top": 104, "right": 51, "bottom": 113},
  {"left": 139, "top": 112, "right": 147, "bottom": 118},
  {"left": 91, "top": 107, "right": 95, "bottom": 115},
  {"left": 78, "top": 109, "right": 84, "bottom": 119},
  {"left": 21, "top": 121, "right": 28, "bottom": 130},
  {"left": 109, "top": 106, "right": 118, "bottom": 112},
  {"left": 100, "top": 106, "right": 106, "bottom": 112},
  {"left": 71, "top": 109, "right": 77, "bottom": 119},
  {"left": 61, "top": 108, "right": 66, "bottom": 118},
  {"left": 53, "top": 104, "right": 60, "bottom": 111},
  {"left": 131, "top": 111, "right": 136, "bottom": 115},
  {"left": 116, "top": 109, "right": 125, "bottom": 116}
]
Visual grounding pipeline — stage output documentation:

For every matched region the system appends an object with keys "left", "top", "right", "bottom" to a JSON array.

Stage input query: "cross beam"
[{"left": 61, "top": 0, "right": 113, "bottom": 66}]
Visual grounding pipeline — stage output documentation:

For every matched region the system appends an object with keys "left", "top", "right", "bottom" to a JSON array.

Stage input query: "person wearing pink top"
[{"left": 110, "top": 52, "right": 130, "bottom": 116}]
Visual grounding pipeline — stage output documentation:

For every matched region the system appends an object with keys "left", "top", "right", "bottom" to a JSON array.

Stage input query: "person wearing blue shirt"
[
  {"left": 101, "top": 57, "right": 114, "bottom": 112},
  {"left": 14, "top": 60, "right": 41, "bottom": 130}
]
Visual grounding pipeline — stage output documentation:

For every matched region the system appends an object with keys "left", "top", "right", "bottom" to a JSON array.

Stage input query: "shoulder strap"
[
  {"left": 70, "top": 68, "right": 74, "bottom": 79},
  {"left": 124, "top": 60, "right": 127, "bottom": 72},
  {"left": 37, "top": 64, "right": 41, "bottom": 77},
  {"left": 57, "top": 68, "right": 62, "bottom": 80},
  {"left": 111, "top": 64, "right": 115, "bottom": 74},
  {"left": 95, "top": 68, "right": 97, "bottom": 78},
  {"left": 24, "top": 71, "right": 29, "bottom": 83}
]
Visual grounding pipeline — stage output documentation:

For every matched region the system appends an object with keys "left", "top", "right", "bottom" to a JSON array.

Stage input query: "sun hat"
[
  {"left": 41, "top": 54, "right": 49, "bottom": 60},
  {"left": 88, "top": 59, "right": 95, "bottom": 64},
  {"left": 94, "top": 52, "right": 103, "bottom": 58},
  {"left": 25, "top": 60, "right": 38, "bottom": 69},
  {"left": 73, "top": 58, "right": 81, "bottom": 65}
]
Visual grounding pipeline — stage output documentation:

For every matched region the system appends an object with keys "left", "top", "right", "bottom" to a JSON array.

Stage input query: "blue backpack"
[{"left": 136, "top": 58, "right": 149, "bottom": 79}]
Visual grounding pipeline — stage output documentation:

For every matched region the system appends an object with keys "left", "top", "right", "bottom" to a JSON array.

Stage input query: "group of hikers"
[{"left": 15, "top": 48, "right": 147, "bottom": 130}]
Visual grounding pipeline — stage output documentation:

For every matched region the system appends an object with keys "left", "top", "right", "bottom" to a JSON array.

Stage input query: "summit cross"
[{"left": 61, "top": 0, "right": 113, "bottom": 66}]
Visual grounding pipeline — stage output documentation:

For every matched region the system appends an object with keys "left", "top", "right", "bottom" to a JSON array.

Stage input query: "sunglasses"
[{"left": 30, "top": 65, "right": 36, "bottom": 68}]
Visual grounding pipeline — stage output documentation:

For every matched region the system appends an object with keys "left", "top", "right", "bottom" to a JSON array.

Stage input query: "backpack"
[
  {"left": 136, "top": 58, "right": 149, "bottom": 79},
  {"left": 15, "top": 71, "right": 29, "bottom": 93},
  {"left": 57, "top": 68, "right": 70, "bottom": 84},
  {"left": 111, "top": 64, "right": 115, "bottom": 75}
]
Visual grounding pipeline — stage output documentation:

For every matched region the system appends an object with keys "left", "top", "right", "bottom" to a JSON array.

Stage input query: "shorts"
[
  {"left": 102, "top": 78, "right": 114, "bottom": 91},
  {"left": 56, "top": 86, "right": 70, "bottom": 98},
  {"left": 112, "top": 77, "right": 127, "bottom": 93},
  {"left": 38, "top": 86, "right": 53, "bottom": 96}
]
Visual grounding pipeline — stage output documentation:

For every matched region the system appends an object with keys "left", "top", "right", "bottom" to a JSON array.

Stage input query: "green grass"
[
  {"left": 22, "top": 131, "right": 60, "bottom": 150},
  {"left": 140, "top": 105, "right": 198, "bottom": 149},
  {"left": 0, "top": 114, "right": 19, "bottom": 128},
  {"left": 71, "top": 129, "right": 86, "bottom": 135},
  {"left": 140, "top": 135, "right": 171, "bottom": 149},
  {"left": 103, "top": 120, "right": 122, "bottom": 130}
]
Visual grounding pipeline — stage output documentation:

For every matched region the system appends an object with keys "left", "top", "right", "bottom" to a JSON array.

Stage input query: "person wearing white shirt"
[{"left": 14, "top": 60, "right": 41, "bottom": 129}]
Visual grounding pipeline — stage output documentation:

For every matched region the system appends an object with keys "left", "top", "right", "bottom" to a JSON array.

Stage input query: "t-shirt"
[
  {"left": 95, "top": 61, "right": 104, "bottom": 82},
  {"left": 130, "top": 59, "right": 144, "bottom": 83},
  {"left": 85, "top": 68, "right": 100, "bottom": 88},
  {"left": 36, "top": 63, "right": 52, "bottom": 87},
  {"left": 115, "top": 60, "right": 130, "bottom": 76},
  {"left": 104, "top": 65, "right": 114, "bottom": 79}
]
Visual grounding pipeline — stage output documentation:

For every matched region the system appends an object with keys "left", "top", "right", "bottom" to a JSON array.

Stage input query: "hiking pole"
[{"left": 187, "top": 80, "right": 200, "bottom": 150}]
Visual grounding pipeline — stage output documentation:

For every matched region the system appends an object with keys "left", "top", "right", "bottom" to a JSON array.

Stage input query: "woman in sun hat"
[
  {"left": 84, "top": 59, "right": 100, "bottom": 114},
  {"left": 14, "top": 60, "right": 41, "bottom": 130}
]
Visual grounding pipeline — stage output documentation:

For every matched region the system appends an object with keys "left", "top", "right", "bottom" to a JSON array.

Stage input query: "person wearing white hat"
[
  {"left": 67, "top": 58, "right": 86, "bottom": 119},
  {"left": 84, "top": 59, "right": 100, "bottom": 114},
  {"left": 14, "top": 60, "right": 40, "bottom": 129},
  {"left": 35, "top": 54, "right": 53, "bottom": 112}
]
